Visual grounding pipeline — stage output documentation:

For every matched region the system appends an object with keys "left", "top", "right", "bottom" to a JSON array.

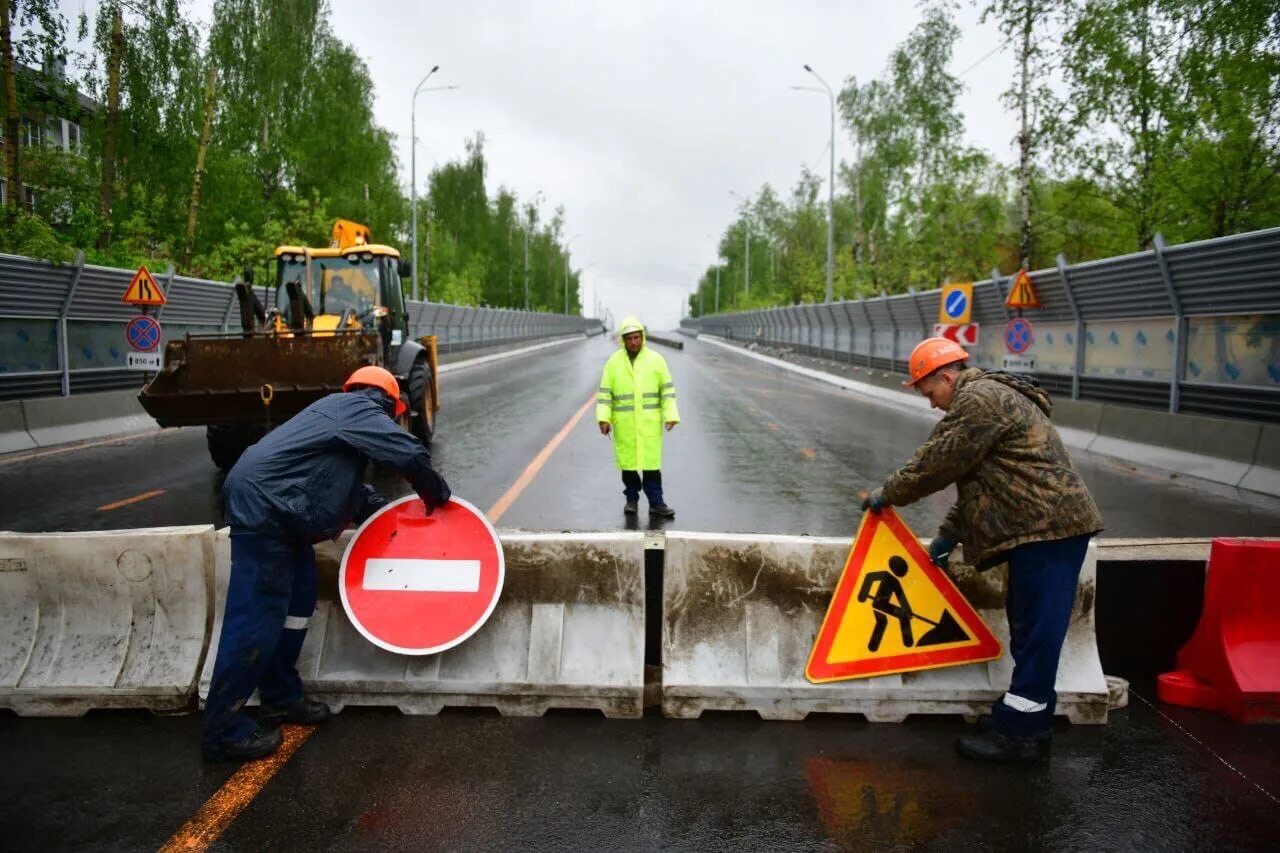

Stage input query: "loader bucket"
[{"left": 138, "top": 331, "right": 382, "bottom": 427}]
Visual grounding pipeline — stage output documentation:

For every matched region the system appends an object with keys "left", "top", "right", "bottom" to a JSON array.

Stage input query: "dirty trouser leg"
[
  {"left": 202, "top": 530, "right": 296, "bottom": 749},
  {"left": 641, "top": 469, "right": 665, "bottom": 506},
  {"left": 621, "top": 470, "right": 642, "bottom": 503},
  {"left": 990, "top": 534, "right": 1091, "bottom": 738},
  {"left": 258, "top": 540, "right": 317, "bottom": 708}
]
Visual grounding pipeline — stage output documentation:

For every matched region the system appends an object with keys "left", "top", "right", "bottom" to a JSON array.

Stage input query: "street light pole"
[
  {"left": 410, "top": 68, "right": 458, "bottom": 302},
  {"left": 715, "top": 261, "right": 721, "bottom": 313},
  {"left": 563, "top": 232, "right": 581, "bottom": 315},
  {"left": 729, "top": 190, "right": 751, "bottom": 298},
  {"left": 523, "top": 190, "right": 543, "bottom": 310},
  {"left": 410, "top": 66, "right": 438, "bottom": 302},
  {"left": 802, "top": 64, "right": 836, "bottom": 304}
]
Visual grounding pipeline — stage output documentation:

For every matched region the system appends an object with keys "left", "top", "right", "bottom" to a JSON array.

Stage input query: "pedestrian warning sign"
[
  {"left": 806, "top": 508, "right": 1001, "bottom": 682},
  {"left": 1004, "top": 269, "right": 1040, "bottom": 310},
  {"left": 121, "top": 265, "right": 166, "bottom": 306}
]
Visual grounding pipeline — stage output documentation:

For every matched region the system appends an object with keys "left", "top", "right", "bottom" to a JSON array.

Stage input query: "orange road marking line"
[
  {"left": 487, "top": 394, "right": 596, "bottom": 524},
  {"left": 160, "top": 392, "right": 594, "bottom": 848},
  {"left": 159, "top": 725, "right": 316, "bottom": 852},
  {"left": 799, "top": 447, "right": 816, "bottom": 459},
  {"left": 96, "top": 489, "right": 165, "bottom": 512}
]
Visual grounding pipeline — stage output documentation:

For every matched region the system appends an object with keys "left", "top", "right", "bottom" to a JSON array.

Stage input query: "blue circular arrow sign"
[
  {"left": 126, "top": 315, "right": 162, "bottom": 353},
  {"left": 943, "top": 289, "right": 968, "bottom": 321}
]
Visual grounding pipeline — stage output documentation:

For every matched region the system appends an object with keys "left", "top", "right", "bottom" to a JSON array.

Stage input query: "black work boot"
[
  {"left": 259, "top": 696, "right": 332, "bottom": 726},
  {"left": 650, "top": 504, "right": 675, "bottom": 518},
  {"left": 203, "top": 726, "right": 283, "bottom": 762},
  {"left": 624, "top": 501, "right": 639, "bottom": 515},
  {"left": 977, "top": 715, "right": 1051, "bottom": 742},
  {"left": 956, "top": 729, "right": 1047, "bottom": 763}
]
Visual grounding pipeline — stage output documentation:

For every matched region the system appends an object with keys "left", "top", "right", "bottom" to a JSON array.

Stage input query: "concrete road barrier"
[
  {"left": 200, "top": 529, "right": 646, "bottom": 718},
  {"left": 21, "top": 388, "right": 155, "bottom": 448},
  {"left": 0, "top": 400, "right": 36, "bottom": 454},
  {"left": 0, "top": 526, "right": 213, "bottom": 716},
  {"left": 662, "top": 531, "right": 1109, "bottom": 723},
  {"left": 646, "top": 333, "right": 684, "bottom": 350}
]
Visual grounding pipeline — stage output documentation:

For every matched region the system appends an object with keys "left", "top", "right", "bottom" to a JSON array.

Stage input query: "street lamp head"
[
  {"left": 803, "top": 64, "right": 813, "bottom": 72},
  {"left": 430, "top": 64, "right": 440, "bottom": 73}
]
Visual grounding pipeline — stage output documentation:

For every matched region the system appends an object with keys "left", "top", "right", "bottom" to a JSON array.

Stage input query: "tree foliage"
[
  {"left": 690, "top": 0, "right": 1280, "bottom": 316},
  {"left": 3, "top": 0, "right": 581, "bottom": 313}
]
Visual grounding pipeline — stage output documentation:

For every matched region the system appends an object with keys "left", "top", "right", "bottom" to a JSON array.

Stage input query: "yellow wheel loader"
[{"left": 139, "top": 220, "right": 439, "bottom": 470}]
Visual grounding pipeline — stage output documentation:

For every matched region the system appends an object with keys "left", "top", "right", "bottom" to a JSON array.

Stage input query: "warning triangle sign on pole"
[
  {"left": 806, "top": 508, "right": 1001, "bottom": 682},
  {"left": 1004, "top": 269, "right": 1040, "bottom": 310},
  {"left": 121, "top": 265, "right": 167, "bottom": 306}
]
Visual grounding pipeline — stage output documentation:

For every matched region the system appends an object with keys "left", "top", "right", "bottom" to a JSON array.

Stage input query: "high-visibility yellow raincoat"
[{"left": 596, "top": 317, "right": 680, "bottom": 471}]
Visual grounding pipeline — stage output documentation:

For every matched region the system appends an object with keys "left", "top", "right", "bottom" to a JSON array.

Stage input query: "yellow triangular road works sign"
[
  {"left": 121, "top": 265, "right": 167, "bottom": 306},
  {"left": 806, "top": 508, "right": 1001, "bottom": 682},
  {"left": 1005, "top": 269, "right": 1040, "bottom": 309}
]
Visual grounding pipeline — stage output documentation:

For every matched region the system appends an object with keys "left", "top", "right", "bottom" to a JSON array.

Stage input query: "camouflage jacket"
[{"left": 881, "top": 368, "right": 1103, "bottom": 569}]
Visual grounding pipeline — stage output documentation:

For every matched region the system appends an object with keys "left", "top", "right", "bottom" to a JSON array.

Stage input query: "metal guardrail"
[
  {"left": 0, "top": 251, "right": 602, "bottom": 401},
  {"left": 682, "top": 228, "right": 1280, "bottom": 422}
]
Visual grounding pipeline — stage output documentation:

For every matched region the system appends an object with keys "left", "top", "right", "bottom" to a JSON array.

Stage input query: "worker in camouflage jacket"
[{"left": 863, "top": 337, "right": 1103, "bottom": 764}]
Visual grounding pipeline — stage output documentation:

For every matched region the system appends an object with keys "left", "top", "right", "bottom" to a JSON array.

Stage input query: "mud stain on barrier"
[
  {"left": 311, "top": 538, "right": 642, "bottom": 606},
  {"left": 665, "top": 542, "right": 845, "bottom": 642}
]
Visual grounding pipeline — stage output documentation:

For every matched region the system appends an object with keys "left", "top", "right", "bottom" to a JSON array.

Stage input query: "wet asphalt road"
[
  {"left": 1, "top": 681, "right": 1277, "bottom": 850},
  {"left": 4, "top": 334, "right": 1280, "bottom": 537},
  {"left": 2, "top": 334, "right": 1279, "bottom": 850}
]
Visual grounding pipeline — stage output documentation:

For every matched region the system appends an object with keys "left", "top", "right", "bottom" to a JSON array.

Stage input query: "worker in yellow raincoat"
[{"left": 597, "top": 317, "right": 680, "bottom": 517}]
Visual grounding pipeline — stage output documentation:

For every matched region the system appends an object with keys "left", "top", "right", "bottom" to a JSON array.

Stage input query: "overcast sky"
[
  {"left": 76, "top": 0, "right": 1025, "bottom": 330},
  {"left": 347, "top": 1, "right": 1024, "bottom": 330}
]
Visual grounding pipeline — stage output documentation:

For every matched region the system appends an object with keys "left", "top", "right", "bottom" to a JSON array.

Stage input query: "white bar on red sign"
[{"left": 363, "top": 558, "right": 481, "bottom": 592}]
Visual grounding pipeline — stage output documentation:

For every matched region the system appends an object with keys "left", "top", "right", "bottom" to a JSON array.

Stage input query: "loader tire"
[
  {"left": 408, "top": 358, "right": 434, "bottom": 446},
  {"left": 207, "top": 424, "right": 265, "bottom": 471}
]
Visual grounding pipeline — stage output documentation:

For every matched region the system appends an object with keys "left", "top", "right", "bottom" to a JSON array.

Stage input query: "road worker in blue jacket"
[{"left": 202, "top": 365, "right": 451, "bottom": 761}]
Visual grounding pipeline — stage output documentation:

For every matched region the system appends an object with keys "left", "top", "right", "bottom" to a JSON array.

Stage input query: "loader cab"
[{"left": 272, "top": 246, "right": 408, "bottom": 340}]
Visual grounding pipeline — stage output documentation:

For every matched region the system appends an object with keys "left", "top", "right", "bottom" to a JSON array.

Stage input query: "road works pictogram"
[{"left": 806, "top": 508, "right": 1001, "bottom": 682}]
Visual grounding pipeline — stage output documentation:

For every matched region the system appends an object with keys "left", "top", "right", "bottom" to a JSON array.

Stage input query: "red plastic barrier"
[{"left": 1157, "top": 539, "right": 1280, "bottom": 724}]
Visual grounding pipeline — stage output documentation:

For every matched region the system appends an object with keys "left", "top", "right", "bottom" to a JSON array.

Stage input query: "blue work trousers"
[
  {"left": 201, "top": 530, "right": 317, "bottom": 749},
  {"left": 622, "top": 469, "right": 664, "bottom": 505},
  {"left": 990, "top": 534, "right": 1092, "bottom": 738}
]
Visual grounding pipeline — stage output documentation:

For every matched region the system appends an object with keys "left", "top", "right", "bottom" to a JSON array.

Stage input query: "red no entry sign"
[{"left": 340, "top": 496, "right": 504, "bottom": 655}]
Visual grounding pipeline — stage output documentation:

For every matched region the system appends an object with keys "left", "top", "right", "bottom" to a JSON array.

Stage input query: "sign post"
[
  {"left": 340, "top": 496, "right": 505, "bottom": 655},
  {"left": 121, "top": 266, "right": 167, "bottom": 373}
]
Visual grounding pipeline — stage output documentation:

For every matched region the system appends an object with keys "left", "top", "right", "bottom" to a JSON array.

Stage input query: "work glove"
[
  {"left": 860, "top": 488, "right": 886, "bottom": 514},
  {"left": 929, "top": 535, "right": 957, "bottom": 569}
]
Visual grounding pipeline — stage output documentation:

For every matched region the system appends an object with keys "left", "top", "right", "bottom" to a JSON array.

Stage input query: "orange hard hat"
[
  {"left": 903, "top": 337, "right": 969, "bottom": 387},
  {"left": 343, "top": 365, "right": 407, "bottom": 417}
]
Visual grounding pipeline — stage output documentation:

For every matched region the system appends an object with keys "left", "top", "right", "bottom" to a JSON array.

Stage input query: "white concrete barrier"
[
  {"left": 662, "top": 531, "right": 1109, "bottom": 724},
  {"left": 0, "top": 526, "right": 213, "bottom": 716},
  {"left": 21, "top": 388, "right": 156, "bottom": 448},
  {"left": 201, "top": 529, "right": 646, "bottom": 718},
  {"left": 0, "top": 400, "right": 36, "bottom": 454}
]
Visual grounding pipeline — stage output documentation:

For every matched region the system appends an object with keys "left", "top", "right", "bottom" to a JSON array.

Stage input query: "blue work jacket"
[{"left": 224, "top": 388, "right": 450, "bottom": 542}]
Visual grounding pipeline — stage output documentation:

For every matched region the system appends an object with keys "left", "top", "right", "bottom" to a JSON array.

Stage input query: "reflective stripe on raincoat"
[{"left": 596, "top": 316, "right": 680, "bottom": 471}]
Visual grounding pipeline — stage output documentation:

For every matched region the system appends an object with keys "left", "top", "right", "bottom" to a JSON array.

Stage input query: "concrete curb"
[
  {"left": 0, "top": 400, "right": 36, "bottom": 454},
  {"left": 699, "top": 335, "right": 1280, "bottom": 499},
  {"left": 0, "top": 334, "right": 592, "bottom": 457},
  {"left": 436, "top": 334, "right": 585, "bottom": 375}
]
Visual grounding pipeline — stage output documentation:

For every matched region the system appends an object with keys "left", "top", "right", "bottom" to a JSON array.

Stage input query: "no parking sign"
[{"left": 1005, "top": 317, "right": 1034, "bottom": 354}]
